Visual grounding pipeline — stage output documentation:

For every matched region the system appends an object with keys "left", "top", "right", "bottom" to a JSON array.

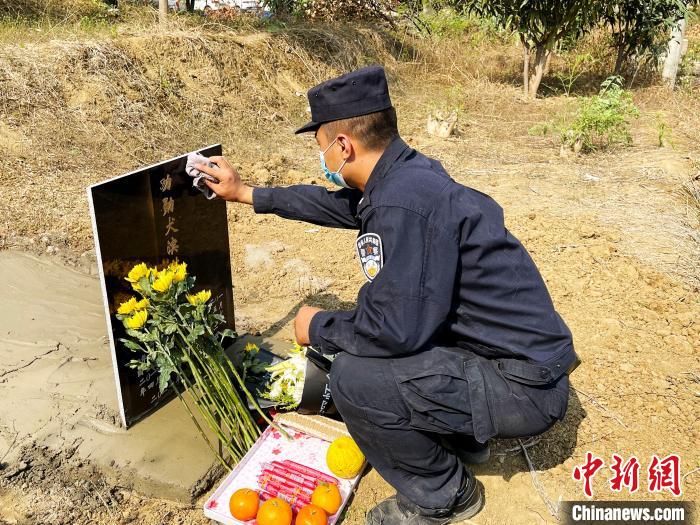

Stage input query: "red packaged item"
[{"left": 276, "top": 460, "right": 339, "bottom": 485}]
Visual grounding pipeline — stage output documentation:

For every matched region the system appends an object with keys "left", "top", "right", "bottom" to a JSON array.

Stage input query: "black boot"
[
  {"left": 443, "top": 434, "right": 491, "bottom": 465},
  {"left": 365, "top": 470, "right": 483, "bottom": 525}
]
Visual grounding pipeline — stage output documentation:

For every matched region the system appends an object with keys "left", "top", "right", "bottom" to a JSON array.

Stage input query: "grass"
[
  {"left": 681, "top": 177, "right": 700, "bottom": 221},
  {"left": 0, "top": 1, "right": 279, "bottom": 44}
]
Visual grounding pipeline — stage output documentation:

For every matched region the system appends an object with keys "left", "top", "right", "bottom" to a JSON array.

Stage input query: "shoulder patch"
[{"left": 356, "top": 233, "right": 383, "bottom": 282}]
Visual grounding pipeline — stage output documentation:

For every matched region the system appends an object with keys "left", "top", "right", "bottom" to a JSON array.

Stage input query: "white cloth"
[{"left": 185, "top": 152, "right": 218, "bottom": 200}]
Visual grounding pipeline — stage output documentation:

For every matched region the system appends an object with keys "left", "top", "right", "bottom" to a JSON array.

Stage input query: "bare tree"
[{"left": 159, "top": 0, "right": 168, "bottom": 22}]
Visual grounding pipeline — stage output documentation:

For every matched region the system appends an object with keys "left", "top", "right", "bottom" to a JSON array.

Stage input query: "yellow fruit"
[{"left": 326, "top": 437, "right": 365, "bottom": 479}]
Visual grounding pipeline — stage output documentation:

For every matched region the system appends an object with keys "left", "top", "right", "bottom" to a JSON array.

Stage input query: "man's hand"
[
  {"left": 196, "top": 156, "right": 253, "bottom": 204},
  {"left": 294, "top": 306, "right": 323, "bottom": 346}
]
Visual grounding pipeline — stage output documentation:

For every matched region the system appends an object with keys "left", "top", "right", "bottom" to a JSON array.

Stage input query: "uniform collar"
[{"left": 362, "top": 135, "right": 409, "bottom": 198}]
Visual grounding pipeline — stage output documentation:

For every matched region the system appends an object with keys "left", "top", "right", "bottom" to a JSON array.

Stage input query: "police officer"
[{"left": 196, "top": 66, "right": 579, "bottom": 524}]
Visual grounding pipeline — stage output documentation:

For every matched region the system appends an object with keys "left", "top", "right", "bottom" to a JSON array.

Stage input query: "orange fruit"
[
  {"left": 296, "top": 504, "right": 328, "bottom": 525},
  {"left": 229, "top": 488, "right": 259, "bottom": 521},
  {"left": 310, "top": 483, "right": 342, "bottom": 515},
  {"left": 256, "top": 497, "right": 293, "bottom": 525}
]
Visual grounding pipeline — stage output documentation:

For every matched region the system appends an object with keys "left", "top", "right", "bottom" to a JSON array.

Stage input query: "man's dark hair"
[{"left": 322, "top": 107, "right": 398, "bottom": 151}]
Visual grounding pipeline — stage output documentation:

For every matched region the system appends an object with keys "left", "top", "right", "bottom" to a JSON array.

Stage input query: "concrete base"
[{"left": 0, "top": 251, "right": 291, "bottom": 502}]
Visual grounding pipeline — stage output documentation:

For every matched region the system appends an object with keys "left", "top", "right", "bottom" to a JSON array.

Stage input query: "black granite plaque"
[{"left": 87, "top": 144, "right": 235, "bottom": 428}]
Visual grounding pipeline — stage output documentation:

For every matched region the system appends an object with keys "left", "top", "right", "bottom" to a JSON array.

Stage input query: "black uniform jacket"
[{"left": 253, "top": 137, "right": 574, "bottom": 367}]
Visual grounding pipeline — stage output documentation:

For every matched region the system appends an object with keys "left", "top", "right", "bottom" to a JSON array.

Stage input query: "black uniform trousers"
[{"left": 329, "top": 345, "right": 570, "bottom": 512}]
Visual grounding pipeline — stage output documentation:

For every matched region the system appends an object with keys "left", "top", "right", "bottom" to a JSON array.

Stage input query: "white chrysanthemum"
[{"left": 261, "top": 346, "right": 308, "bottom": 409}]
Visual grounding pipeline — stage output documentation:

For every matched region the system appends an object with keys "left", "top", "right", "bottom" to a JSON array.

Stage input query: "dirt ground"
[{"left": 1, "top": 16, "right": 699, "bottom": 525}]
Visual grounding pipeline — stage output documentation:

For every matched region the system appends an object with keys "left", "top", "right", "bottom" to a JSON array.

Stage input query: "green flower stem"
[
  {"left": 185, "top": 348, "right": 255, "bottom": 451},
  {"left": 220, "top": 352, "right": 291, "bottom": 441},
  {"left": 204, "top": 358, "right": 259, "bottom": 445},
  {"left": 187, "top": 376, "right": 245, "bottom": 462},
  {"left": 179, "top": 351, "right": 248, "bottom": 456},
  {"left": 175, "top": 327, "right": 255, "bottom": 450},
  {"left": 165, "top": 342, "right": 246, "bottom": 462},
  {"left": 172, "top": 358, "right": 242, "bottom": 459},
  {"left": 166, "top": 361, "right": 232, "bottom": 470},
  {"left": 184, "top": 340, "right": 257, "bottom": 444},
  {"left": 173, "top": 310, "right": 264, "bottom": 441}
]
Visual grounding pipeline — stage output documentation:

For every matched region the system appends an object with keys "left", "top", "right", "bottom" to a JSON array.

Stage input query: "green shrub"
[
  {"left": 528, "top": 122, "right": 553, "bottom": 136},
  {"left": 554, "top": 52, "right": 597, "bottom": 96},
  {"left": 653, "top": 112, "right": 674, "bottom": 148},
  {"left": 419, "top": 8, "right": 474, "bottom": 37},
  {"left": 560, "top": 76, "right": 639, "bottom": 153}
]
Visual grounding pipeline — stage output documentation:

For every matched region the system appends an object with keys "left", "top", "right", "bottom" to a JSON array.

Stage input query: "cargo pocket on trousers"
[
  {"left": 463, "top": 357, "right": 498, "bottom": 443},
  {"left": 485, "top": 360, "right": 556, "bottom": 439},
  {"left": 394, "top": 356, "right": 475, "bottom": 436}
]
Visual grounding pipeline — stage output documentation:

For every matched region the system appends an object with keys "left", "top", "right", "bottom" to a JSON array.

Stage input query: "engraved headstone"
[{"left": 87, "top": 145, "right": 234, "bottom": 427}]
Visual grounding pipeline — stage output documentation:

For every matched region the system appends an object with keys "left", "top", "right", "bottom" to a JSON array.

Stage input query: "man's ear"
[{"left": 337, "top": 134, "right": 354, "bottom": 159}]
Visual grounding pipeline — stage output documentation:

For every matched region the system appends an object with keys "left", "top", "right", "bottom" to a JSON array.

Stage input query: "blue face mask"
[{"left": 320, "top": 138, "right": 350, "bottom": 188}]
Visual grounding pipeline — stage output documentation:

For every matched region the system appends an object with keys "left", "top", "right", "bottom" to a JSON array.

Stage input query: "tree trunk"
[
  {"left": 521, "top": 37, "right": 530, "bottom": 97},
  {"left": 614, "top": 45, "right": 625, "bottom": 75},
  {"left": 543, "top": 50, "right": 553, "bottom": 77},
  {"left": 186, "top": 0, "right": 194, "bottom": 11},
  {"left": 662, "top": 18, "right": 686, "bottom": 89},
  {"left": 159, "top": 0, "right": 168, "bottom": 22},
  {"left": 528, "top": 44, "right": 549, "bottom": 98}
]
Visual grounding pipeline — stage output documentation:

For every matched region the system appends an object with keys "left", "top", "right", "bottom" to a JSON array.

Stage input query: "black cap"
[{"left": 295, "top": 65, "right": 393, "bottom": 134}]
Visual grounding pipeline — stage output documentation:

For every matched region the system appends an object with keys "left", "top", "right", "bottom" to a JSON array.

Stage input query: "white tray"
[{"left": 204, "top": 424, "right": 363, "bottom": 524}]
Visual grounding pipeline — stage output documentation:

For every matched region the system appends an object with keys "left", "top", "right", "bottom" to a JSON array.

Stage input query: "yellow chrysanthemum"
[
  {"left": 152, "top": 270, "right": 175, "bottom": 293},
  {"left": 125, "top": 263, "right": 149, "bottom": 283},
  {"left": 187, "top": 289, "right": 211, "bottom": 305},
  {"left": 171, "top": 262, "right": 187, "bottom": 283},
  {"left": 134, "top": 298, "right": 149, "bottom": 310},
  {"left": 124, "top": 309, "right": 148, "bottom": 330},
  {"left": 117, "top": 297, "right": 138, "bottom": 315},
  {"left": 126, "top": 263, "right": 157, "bottom": 291},
  {"left": 245, "top": 342, "right": 259, "bottom": 352}
]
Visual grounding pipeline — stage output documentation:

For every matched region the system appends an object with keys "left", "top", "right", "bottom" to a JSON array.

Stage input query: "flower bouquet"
[
  {"left": 246, "top": 342, "right": 339, "bottom": 418},
  {"left": 116, "top": 261, "right": 277, "bottom": 469},
  {"left": 257, "top": 342, "right": 308, "bottom": 410}
]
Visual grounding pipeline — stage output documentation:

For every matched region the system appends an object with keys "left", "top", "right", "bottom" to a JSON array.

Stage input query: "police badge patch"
[{"left": 356, "top": 233, "right": 383, "bottom": 282}]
